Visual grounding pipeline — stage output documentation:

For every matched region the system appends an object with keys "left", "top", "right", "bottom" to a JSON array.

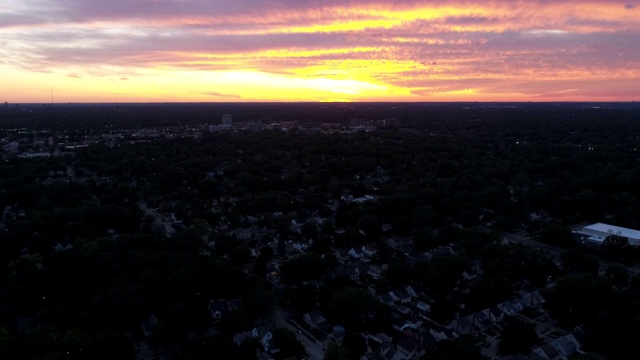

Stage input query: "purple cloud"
[{"left": 1, "top": 0, "right": 639, "bottom": 100}]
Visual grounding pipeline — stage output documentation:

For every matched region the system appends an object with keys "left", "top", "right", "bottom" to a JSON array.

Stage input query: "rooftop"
[{"left": 580, "top": 222, "right": 640, "bottom": 244}]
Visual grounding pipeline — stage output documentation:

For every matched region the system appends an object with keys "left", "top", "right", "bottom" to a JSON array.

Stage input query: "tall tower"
[{"left": 222, "top": 113, "right": 233, "bottom": 125}]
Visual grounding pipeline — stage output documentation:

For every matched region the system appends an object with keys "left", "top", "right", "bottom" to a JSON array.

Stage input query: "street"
[{"left": 274, "top": 307, "right": 325, "bottom": 360}]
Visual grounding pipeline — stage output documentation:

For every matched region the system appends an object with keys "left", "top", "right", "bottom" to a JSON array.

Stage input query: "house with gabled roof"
[
  {"left": 389, "top": 289, "right": 412, "bottom": 304},
  {"left": 234, "top": 330, "right": 254, "bottom": 346},
  {"left": 519, "top": 290, "right": 546, "bottom": 307},
  {"left": 378, "top": 342, "right": 397, "bottom": 360},
  {"left": 331, "top": 264, "right": 348, "bottom": 278},
  {"left": 329, "top": 325, "right": 346, "bottom": 342},
  {"left": 252, "top": 326, "right": 274, "bottom": 348},
  {"left": 234, "top": 326, "right": 274, "bottom": 349},
  {"left": 566, "top": 326, "right": 585, "bottom": 352},
  {"left": 551, "top": 336, "right": 577, "bottom": 358},
  {"left": 367, "top": 265, "right": 383, "bottom": 280},
  {"left": 396, "top": 336, "right": 425, "bottom": 359},
  {"left": 368, "top": 332, "right": 392, "bottom": 345},
  {"left": 362, "top": 243, "right": 378, "bottom": 257},
  {"left": 334, "top": 249, "right": 350, "bottom": 264},
  {"left": 303, "top": 311, "right": 329, "bottom": 332},
  {"left": 404, "top": 285, "right": 420, "bottom": 298},
  {"left": 422, "top": 332, "right": 438, "bottom": 350},
  {"left": 141, "top": 315, "right": 159, "bottom": 337},
  {"left": 347, "top": 263, "right": 368, "bottom": 283},
  {"left": 386, "top": 237, "right": 412, "bottom": 254},
  {"left": 348, "top": 247, "right": 365, "bottom": 259},
  {"left": 471, "top": 311, "right": 490, "bottom": 332},
  {"left": 393, "top": 320, "right": 411, "bottom": 332},
  {"left": 447, "top": 316, "right": 474, "bottom": 335},
  {"left": 499, "top": 300, "right": 524, "bottom": 316},
  {"left": 378, "top": 293, "right": 395, "bottom": 307},
  {"left": 394, "top": 304, "right": 412, "bottom": 316},
  {"left": 415, "top": 300, "right": 431, "bottom": 316},
  {"left": 429, "top": 324, "right": 458, "bottom": 342},
  {"left": 208, "top": 300, "right": 226, "bottom": 322},
  {"left": 462, "top": 270, "right": 478, "bottom": 281},
  {"left": 532, "top": 344, "right": 562, "bottom": 360},
  {"left": 489, "top": 305, "right": 504, "bottom": 322}
]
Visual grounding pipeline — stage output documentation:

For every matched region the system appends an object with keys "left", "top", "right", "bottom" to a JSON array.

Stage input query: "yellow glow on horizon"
[{"left": 0, "top": 64, "right": 407, "bottom": 103}]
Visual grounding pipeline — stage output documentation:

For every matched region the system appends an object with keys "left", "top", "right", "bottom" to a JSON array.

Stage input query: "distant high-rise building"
[
  {"left": 383, "top": 118, "right": 400, "bottom": 128},
  {"left": 222, "top": 114, "right": 233, "bottom": 125},
  {"left": 349, "top": 118, "right": 366, "bottom": 127},
  {"left": 4, "top": 101, "right": 7, "bottom": 109}
]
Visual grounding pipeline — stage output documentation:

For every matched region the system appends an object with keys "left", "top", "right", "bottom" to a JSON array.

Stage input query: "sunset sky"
[{"left": 1, "top": 0, "right": 639, "bottom": 103}]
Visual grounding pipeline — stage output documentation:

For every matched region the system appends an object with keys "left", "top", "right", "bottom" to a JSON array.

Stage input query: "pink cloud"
[{"left": 1, "top": 0, "right": 638, "bottom": 100}]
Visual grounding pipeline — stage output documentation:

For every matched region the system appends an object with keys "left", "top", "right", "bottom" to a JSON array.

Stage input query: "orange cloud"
[{"left": 0, "top": 1, "right": 638, "bottom": 102}]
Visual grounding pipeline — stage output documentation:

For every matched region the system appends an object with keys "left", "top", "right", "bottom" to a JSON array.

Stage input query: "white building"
[{"left": 576, "top": 223, "right": 640, "bottom": 246}]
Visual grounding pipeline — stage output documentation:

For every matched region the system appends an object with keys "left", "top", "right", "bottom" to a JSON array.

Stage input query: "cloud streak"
[{"left": 1, "top": 0, "right": 639, "bottom": 102}]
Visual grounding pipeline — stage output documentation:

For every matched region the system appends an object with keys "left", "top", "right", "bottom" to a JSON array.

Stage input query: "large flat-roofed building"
[{"left": 575, "top": 223, "right": 640, "bottom": 246}]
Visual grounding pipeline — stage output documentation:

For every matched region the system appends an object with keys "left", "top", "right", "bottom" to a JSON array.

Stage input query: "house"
[
  {"left": 415, "top": 300, "right": 431, "bottom": 315},
  {"left": 378, "top": 293, "right": 395, "bottom": 307},
  {"left": 566, "top": 327, "right": 585, "bottom": 352},
  {"left": 292, "top": 242, "right": 307, "bottom": 252},
  {"left": 226, "top": 298, "right": 242, "bottom": 312},
  {"left": 462, "top": 270, "right": 478, "bottom": 281},
  {"left": 389, "top": 289, "right": 412, "bottom": 304},
  {"left": 532, "top": 344, "right": 562, "bottom": 360},
  {"left": 367, "top": 265, "right": 383, "bottom": 280},
  {"left": 331, "top": 264, "right": 348, "bottom": 278},
  {"left": 141, "top": 315, "right": 159, "bottom": 337},
  {"left": 362, "top": 243, "right": 378, "bottom": 257},
  {"left": 334, "top": 249, "right": 351, "bottom": 264},
  {"left": 422, "top": 332, "right": 438, "bottom": 350},
  {"left": 394, "top": 304, "right": 412, "bottom": 316},
  {"left": 447, "top": 316, "right": 474, "bottom": 335},
  {"left": 387, "top": 237, "right": 412, "bottom": 254},
  {"left": 329, "top": 325, "right": 346, "bottom": 342},
  {"left": 265, "top": 272, "right": 281, "bottom": 287},
  {"left": 393, "top": 320, "right": 411, "bottom": 332},
  {"left": 404, "top": 285, "right": 420, "bottom": 298},
  {"left": 234, "top": 326, "right": 274, "bottom": 348},
  {"left": 396, "top": 336, "right": 424, "bottom": 359},
  {"left": 405, "top": 318, "right": 423, "bottom": 329},
  {"left": 257, "top": 352, "right": 275, "bottom": 360},
  {"left": 54, "top": 241, "right": 73, "bottom": 252},
  {"left": 208, "top": 300, "right": 226, "bottom": 322},
  {"left": 551, "top": 336, "right": 577, "bottom": 358},
  {"left": 429, "top": 325, "right": 458, "bottom": 342},
  {"left": 303, "top": 311, "right": 329, "bottom": 332},
  {"left": 368, "top": 332, "right": 393, "bottom": 345},
  {"left": 499, "top": 300, "right": 524, "bottom": 316},
  {"left": 348, "top": 247, "right": 365, "bottom": 259},
  {"left": 227, "top": 228, "right": 252, "bottom": 240},
  {"left": 234, "top": 330, "right": 254, "bottom": 346},
  {"left": 489, "top": 305, "right": 504, "bottom": 322},
  {"left": 252, "top": 326, "right": 274, "bottom": 347},
  {"left": 519, "top": 290, "right": 546, "bottom": 307},
  {"left": 347, "top": 263, "right": 366, "bottom": 283},
  {"left": 472, "top": 310, "right": 492, "bottom": 331},
  {"left": 377, "top": 342, "right": 398, "bottom": 360}
]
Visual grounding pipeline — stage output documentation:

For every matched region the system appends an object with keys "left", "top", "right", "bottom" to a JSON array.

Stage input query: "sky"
[{"left": 1, "top": 0, "right": 639, "bottom": 103}]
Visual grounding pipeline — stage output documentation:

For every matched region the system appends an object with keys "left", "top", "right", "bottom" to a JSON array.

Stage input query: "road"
[
  {"left": 138, "top": 201, "right": 176, "bottom": 237},
  {"left": 274, "top": 307, "right": 325, "bottom": 360}
]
